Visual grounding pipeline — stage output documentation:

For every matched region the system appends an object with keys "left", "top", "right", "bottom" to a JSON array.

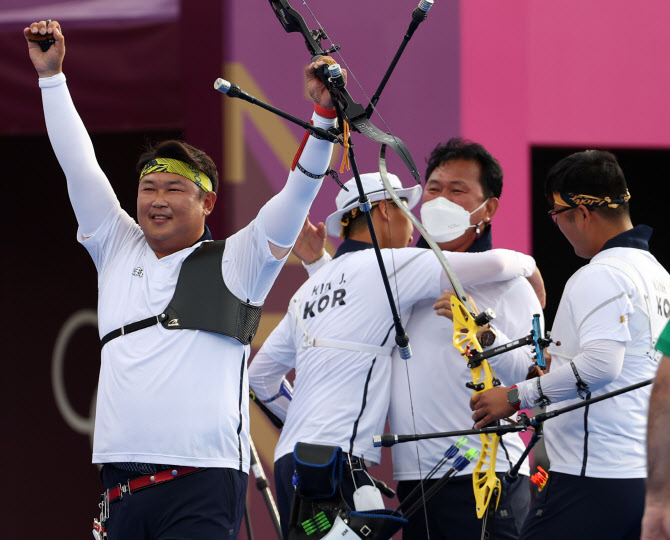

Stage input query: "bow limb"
[
  {"left": 379, "top": 145, "right": 477, "bottom": 315},
  {"left": 269, "top": 0, "right": 424, "bottom": 359},
  {"left": 451, "top": 299, "right": 502, "bottom": 519},
  {"left": 380, "top": 145, "right": 502, "bottom": 521},
  {"left": 269, "top": 0, "right": 330, "bottom": 56},
  {"left": 269, "top": 0, "right": 421, "bottom": 182}
]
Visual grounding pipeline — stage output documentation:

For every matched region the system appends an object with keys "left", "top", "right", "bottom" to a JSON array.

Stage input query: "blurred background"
[{"left": 2, "top": 0, "right": 669, "bottom": 538}]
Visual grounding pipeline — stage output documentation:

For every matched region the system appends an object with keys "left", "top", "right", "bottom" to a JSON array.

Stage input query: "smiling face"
[{"left": 137, "top": 172, "right": 216, "bottom": 258}]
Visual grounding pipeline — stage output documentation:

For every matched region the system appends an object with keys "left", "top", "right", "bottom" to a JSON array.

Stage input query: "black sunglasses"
[{"left": 547, "top": 206, "right": 578, "bottom": 223}]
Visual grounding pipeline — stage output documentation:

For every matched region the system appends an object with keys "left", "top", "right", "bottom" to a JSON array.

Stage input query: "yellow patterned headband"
[
  {"left": 139, "top": 158, "right": 213, "bottom": 193},
  {"left": 554, "top": 190, "right": 631, "bottom": 209}
]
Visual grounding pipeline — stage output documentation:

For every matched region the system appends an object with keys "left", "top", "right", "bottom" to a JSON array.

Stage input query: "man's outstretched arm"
[
  {"left": 262, "top": 57, "right": 343, "bottom": 260},
  {"left": 26, "top": 20, "right": 118, "bottom": 238}
]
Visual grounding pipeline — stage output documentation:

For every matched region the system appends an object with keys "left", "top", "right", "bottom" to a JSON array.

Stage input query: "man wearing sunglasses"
[{"left": 472, "top": 150, "right": 670, "bottom": 540}]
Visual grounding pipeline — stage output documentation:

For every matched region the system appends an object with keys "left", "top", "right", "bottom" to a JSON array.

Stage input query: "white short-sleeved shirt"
[
  {"left": 262, "top": 247, "right": 441, "bottom": 465},
  {"left": 544, "top": 245, "right": 670, "bottom": 478},
  {"left": 251, "top": 243, "right": 536, "bottom": 465},
  {"left": 84, "top": 204, "right": 284, "bottom": 471},
  {"left": 389, "top": 276, "right": 542, "bottom": 480}
]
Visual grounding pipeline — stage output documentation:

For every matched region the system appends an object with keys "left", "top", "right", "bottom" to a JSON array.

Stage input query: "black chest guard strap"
[{"left": 100, "top": 240, "right": 263, "bottom": 348}]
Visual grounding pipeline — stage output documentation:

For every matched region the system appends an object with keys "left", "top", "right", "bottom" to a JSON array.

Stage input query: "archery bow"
[
  {"left": 264, "top": 2, "right": 446, "bottom": 536},
  {"left": 267, "top": 0, "right": 436, "bottom": 364},
  {"left": 218, "top": 1, "right": 533, "bottom": 536},
  {"left": 268, "top": 0, "right": 505, "bottom": 529},
  {"left": 268, "top": 2, "right": 541, "bottom": 528},
  {"left": 378, "top": 147, "right": 502, "bottom": 528}
]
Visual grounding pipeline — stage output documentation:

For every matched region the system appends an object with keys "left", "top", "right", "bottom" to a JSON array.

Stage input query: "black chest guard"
[{"left": 100, "top": 240, "right": 263, "bottom": 347}]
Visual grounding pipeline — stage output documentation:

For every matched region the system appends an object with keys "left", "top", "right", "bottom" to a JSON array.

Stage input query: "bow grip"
[{"left": 531, "top": 313, "right": 547, "bottom": 369}]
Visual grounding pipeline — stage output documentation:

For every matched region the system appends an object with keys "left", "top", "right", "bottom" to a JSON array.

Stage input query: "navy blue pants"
[
  {"left": 519, "top": 471, "right": 645, "bottom": 540},
  {"left": 100, "top": 465, "right": 248, "bottom": 540},
  {"left": 397, "top": 473, "right": 530, "bottom": 539},
  {"left": 274, "top": 452, "right": 375, "bottom": 540}
]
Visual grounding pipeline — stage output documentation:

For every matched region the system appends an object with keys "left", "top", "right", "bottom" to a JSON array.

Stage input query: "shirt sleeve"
[
  {"left": 39, "top": 73, "right": 120, "bottom": 238},
  {"left": 248, "top": 313, "right": 297, "bottom": 409},
  {"left": 248, "top": 348, "right": 294, "bottom": 422},
  {"left": 516, "top": 263, "right": 634, "bottom": 406},
  {"left": 222, "top": 218, "right": 287, "bottom": 304},
  {"left": 517, "top": 339, "right": 626, "bottom": 408},
  {"left": 567, "top": 265, "right": 635, "bottom": 345},
  {"left": 440, "top": 248, "right": 536, "bottom": 289},
  {"left": 259, "top": 112, "right": 336, "bottom": 249}
]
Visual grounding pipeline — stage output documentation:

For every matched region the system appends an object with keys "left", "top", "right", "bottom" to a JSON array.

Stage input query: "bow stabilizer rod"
[
  {"left": 214, "top": 78, "right": 340, "bottom": 143},
  {"left": 365, "top": 0, "right": 435, "bottom": 118},
  {"left": 374, "top": 378, "right": 655, "bottom": 447}
]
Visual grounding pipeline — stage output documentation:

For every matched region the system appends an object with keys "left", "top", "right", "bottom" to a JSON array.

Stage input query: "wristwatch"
[
  {"left": 476, "top": 324, "right": 497, "bottom": 348},
  {"left": 507, "top": 385, "right": 521, "bottom": 411}
]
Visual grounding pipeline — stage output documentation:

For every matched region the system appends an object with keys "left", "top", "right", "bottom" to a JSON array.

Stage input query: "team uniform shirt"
[
  {"left": 85, "top": 210, "right": 279, "bottom": 469},
  {"left": 248, "top": 240, "right": 537, "bottom": 465},
  {"left": 39, "top": 73, "right": 334, "bottom": 472},
  {"left": 390, "top": 236, "right": 542, "bottom": 480},
  {"left": 517, "top": 226, "right": 670, "bottom": 478}
]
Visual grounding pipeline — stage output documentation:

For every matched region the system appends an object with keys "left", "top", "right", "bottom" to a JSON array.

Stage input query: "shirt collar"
[
  {"left": 197, "top": 225, "right": 213, "bottom": 243},
  {"left": 415, "top": 226, "right": 493, "bottom": 253},
  {"left": 600, "top": 224, "right": 652, "bottom": 252},
  {"left": 334, "top": 238, "right": 374, "bottom": 259}
]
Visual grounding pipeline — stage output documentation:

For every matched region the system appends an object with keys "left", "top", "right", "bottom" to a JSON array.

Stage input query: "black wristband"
[
  {"left": 535, "top": 377, "right": 551, "bottom": 407},
  {"left": 296, "top": 162, "right": 329, "bottom": 179}
]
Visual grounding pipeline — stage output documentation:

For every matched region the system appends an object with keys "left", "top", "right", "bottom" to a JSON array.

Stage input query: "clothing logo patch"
[
  {"left": 132, "top": 266, "right": 144, "bottom": 278},
  {"left": 167, "top": 319, "right": 180, "bottom": 327}
]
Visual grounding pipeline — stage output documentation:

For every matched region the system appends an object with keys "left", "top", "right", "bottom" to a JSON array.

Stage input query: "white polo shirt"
[
  {"left": 520, "top": 242, "right": 670, "bottom": 478},
  {"left": 84, "top": 205, "right": 282, "bottom": 471}
]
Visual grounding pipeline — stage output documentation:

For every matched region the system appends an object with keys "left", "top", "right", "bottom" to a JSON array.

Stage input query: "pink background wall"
[{"left": 462, "top": 0, "right": 670, "bottom": 253}]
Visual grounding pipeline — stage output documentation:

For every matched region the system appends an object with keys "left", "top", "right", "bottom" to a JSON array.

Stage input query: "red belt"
[{"left": 106, "top": 466, "right": 201, "bottom": 503}]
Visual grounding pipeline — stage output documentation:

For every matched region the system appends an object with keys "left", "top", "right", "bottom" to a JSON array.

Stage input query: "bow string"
[
  {"left": 379, "top": 147, "right": 503, "bottom": 530},
  {"left": 265, "top": 1, "right": 490, "bottom": 536}
]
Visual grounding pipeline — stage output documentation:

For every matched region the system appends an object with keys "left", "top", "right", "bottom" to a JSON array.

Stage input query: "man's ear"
[
  {"left": 484, "top": 197, "right": 499, "bottom": 222},
  {"left": 576, "top": 204, "right": 591, "bottom": 225},
  {"left": 203, "top": 191, "right": 217, "bottom": 216},
  {"left": 376, "top": 199, "right": 391, "bottom": 222}
]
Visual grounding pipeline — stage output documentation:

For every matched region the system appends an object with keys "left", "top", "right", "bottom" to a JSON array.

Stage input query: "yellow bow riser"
[{"left": 451, "top": 296, "right": 502, "bottom": 519}]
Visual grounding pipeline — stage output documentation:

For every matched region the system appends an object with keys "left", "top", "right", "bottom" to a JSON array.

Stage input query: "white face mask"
[{"left": 420, "top": 197, "right": 489, "bottom": 242}]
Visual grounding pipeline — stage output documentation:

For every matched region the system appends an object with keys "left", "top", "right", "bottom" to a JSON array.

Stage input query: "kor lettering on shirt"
[
  {"left": 303, "top": 274, "right": 346, "bottom": 319},
  {"left": 653, "top": 279, "right": 670, "bottom": 318}
]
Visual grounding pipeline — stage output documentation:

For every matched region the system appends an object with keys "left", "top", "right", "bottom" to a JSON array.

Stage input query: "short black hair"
[
  {"left": 425, "top": 137, "right": 503, "bottom": 199},
  {"left": 545, "top": 150, "right": 630, "bottom": 219},
  {"left": 136, "top": 140, "right": 219, "bottom": 194}
]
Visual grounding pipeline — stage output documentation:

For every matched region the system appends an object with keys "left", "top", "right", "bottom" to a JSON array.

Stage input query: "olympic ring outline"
[{"left": 51, "top": 309, "right": 98, "bottom": 445}]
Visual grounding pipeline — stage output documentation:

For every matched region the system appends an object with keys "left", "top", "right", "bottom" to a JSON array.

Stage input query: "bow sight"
[{"left": 269, "top": 0, "right": 341, "bottom": 57}]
